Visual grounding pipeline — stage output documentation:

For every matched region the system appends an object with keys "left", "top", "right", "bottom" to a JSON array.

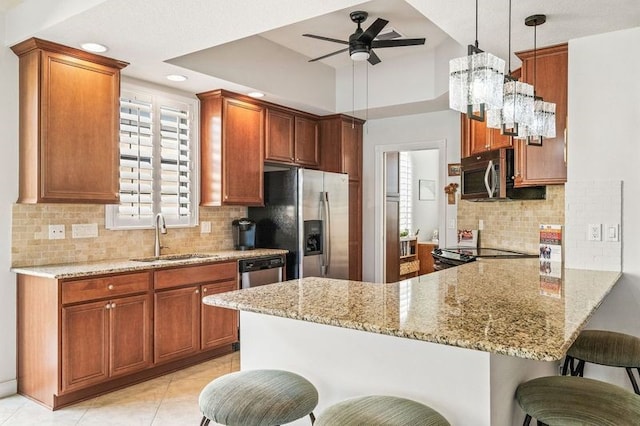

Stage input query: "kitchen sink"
[{"left": 130, "top": 253, "right": 220, "bottom": 262}]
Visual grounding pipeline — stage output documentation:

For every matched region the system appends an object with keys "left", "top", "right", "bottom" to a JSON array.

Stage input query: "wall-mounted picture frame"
[
  {"left": 448, "top": 163, "right": 462, "bottom": 176},
  {"left": 419, "top": 179, "right": 435, "bottom": 201}
]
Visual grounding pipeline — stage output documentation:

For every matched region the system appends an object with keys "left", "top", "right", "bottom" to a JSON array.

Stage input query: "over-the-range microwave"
[{"left": 461, "top": 149, "right": 546, "bottom": 201}]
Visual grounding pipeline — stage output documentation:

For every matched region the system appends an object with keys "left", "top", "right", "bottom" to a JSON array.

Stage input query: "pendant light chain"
[
  {"left": 507, "top": 0, "right": 511, "bottom": 73},
  {"left": 475, "top": 0, "right": 479, "bottom": 48}
]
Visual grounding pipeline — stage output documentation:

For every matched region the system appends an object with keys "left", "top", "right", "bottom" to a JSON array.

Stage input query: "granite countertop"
[
  {"left": 11, "top": 248, "right": 287, "bottom": 279},
  {"left": 203, "top": 258, "right": 621, "bottom": 361}
]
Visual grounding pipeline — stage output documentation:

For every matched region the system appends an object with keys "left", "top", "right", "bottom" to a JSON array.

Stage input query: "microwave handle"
[{"left": 484, "top": 160, "right": 494, "bottom": 198}]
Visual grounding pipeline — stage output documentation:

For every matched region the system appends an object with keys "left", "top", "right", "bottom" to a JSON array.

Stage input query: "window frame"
[{"left": 106, "top": 81, "right": 200, "bottom": 230}]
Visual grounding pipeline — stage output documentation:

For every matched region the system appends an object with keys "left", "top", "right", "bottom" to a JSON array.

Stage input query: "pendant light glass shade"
[
  {"left": 514, "top": 98, "right": 556, "bottom": 142},
  {"left": 487, "top": 77, "right": 535, "bottom": 133},
  {"left": 449, "top": 46, "right": 505, "bottom": 121}
]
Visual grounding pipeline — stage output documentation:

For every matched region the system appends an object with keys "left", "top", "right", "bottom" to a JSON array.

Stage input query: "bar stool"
[
  {"left": 562, "top": 329, "right": 640, "bottom": 394},
  {"left": 198, "top": 369, "right": 318, "bottom": 426},
  {"left": 516, "top": 376, "right": 640, "bottom": 426},
  {"left": 315, "top": 395, "right": 450, "bottom": 426}
]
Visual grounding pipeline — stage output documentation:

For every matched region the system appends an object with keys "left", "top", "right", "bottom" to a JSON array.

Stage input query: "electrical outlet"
[
  {"left": 200, "top": 221, "right": 212, "bottom": 234},
  {"left": 588, "top": 224, "right": 601, "bottom": 241},
  {"left": 48, "top": 224, "right": 65, "bottom": 240},
  {"left": 605, "top": 224, "right": 620, "bottom": 242},
  {"left": 479, "top": 219, "right": 484, "bottom": 230},
  {"left": 72, "top": 223, "right": 98, "bottom": 238}
]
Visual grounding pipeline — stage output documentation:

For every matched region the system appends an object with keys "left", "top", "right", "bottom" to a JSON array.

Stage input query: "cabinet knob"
[
  {"left": 203, "top": 288, "right": 208, "bottom": 293},
  {"left": 195, "top": 289, "right": 200, "bottom": 294},
  {"left": 108, "top": 284, "right": 114, "bottom": 290},
  {"left": 105, "top": 303, "right": 111, "bottom": 310},
  {"left": 111, "top": 302, "right": 116, "bottom": 309}
]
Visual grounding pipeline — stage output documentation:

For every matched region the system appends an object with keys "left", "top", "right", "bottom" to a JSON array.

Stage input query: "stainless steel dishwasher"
[{"left": 239, "top": 254, "right": 285, "bottom": 289}]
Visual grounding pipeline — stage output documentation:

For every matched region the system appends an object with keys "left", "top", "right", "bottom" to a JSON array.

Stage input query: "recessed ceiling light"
[
  {"left": 248, "top": 91, "right": 265, "bottom": 98},
  {"left": 166, "top": 74, "right": 188, "bottom": 82},
  {"left": 80, "top": 42, "right": 108, "bottom": 53}
]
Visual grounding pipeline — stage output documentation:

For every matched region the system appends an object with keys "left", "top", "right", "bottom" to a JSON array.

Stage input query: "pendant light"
[
  {"left": 449, "top": 0, "right": 505, "bottom": 122},
  {"left": 515, "top": 14, "right": 557, "bottom": 146},
  {"left": 486, "top": 0, "right": 534, "bottom": 136}
]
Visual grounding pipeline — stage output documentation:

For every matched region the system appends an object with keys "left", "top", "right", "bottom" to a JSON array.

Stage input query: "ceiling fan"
[{"left": 303, "top": 11, "right": 426, "bottom": 65}]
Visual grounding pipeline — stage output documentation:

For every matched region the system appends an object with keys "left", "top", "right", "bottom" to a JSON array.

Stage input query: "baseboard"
[{"left": 0, "top": 379, "right": 17, "bottom": 398}]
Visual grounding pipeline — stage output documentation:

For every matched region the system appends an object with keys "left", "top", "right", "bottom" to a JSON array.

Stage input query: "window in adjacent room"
[
  {"left": 398, "top": 151, "right": 412, "bottom": 235},
  {"left": 106, "top": 83, "right": 199, "bottom": 230}
]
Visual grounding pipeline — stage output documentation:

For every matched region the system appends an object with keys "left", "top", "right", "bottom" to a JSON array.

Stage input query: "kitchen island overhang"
[{"left": 203, "top": 258, "right": 621, "bottom": 425}]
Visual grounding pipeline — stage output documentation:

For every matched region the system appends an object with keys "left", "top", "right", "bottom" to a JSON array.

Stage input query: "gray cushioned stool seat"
[
  {"left": 315, "top": 395, "right": 450, "bottom": 426},
  {"left": 199, "top": 369, "right": 318, "bottom": 426},
  {"left": 568, "top": 329, "right": 640, "bottom": 368},
  {"left": 516, "top": 375, "right": 640, "bottom": 425}
]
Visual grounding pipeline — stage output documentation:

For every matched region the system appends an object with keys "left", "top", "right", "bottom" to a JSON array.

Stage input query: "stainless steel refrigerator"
[{"left": 248, "top": 167, "right": 349, "bottom": 280}]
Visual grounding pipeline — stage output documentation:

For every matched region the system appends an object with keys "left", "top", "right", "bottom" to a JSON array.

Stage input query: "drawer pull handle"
[{"left": 108, "top": 284, "right": 114, "bottom": 290}]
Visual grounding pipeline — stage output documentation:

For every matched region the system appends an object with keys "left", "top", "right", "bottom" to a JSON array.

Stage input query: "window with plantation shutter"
[
  {"left": 106, "top": 83, "right": 198, "bottom": 230},
  {"left": 399, "top": 152, "right": 412, "bottom": 235}
]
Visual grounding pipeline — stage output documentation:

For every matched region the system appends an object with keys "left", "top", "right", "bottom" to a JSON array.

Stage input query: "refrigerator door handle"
[{"left": 321, "top": 191, "right": 331, "bottom": 276}]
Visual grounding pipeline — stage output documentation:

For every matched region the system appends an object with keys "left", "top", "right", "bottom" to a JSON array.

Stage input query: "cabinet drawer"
[
  {"left": 62, "top": 272, "right": 151, "bottom": 305},
  {"left": 154, "top": 262, "right": 236, "bottom": 290}
]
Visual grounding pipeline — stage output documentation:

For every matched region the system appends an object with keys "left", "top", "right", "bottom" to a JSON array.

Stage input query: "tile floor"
[{"left": 0, "top": 352, "right": 240, "bottom": 425}]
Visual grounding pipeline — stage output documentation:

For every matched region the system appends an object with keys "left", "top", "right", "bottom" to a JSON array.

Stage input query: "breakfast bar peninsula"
[{"left": 203, "top": 258, "right": 620, "bottom": 425}]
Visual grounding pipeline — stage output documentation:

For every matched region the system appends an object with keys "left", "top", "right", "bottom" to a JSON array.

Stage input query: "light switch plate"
[
  {"left": 605, "top": 224, "right": 620, "bottom": 242},
  {"left": 588, "top": 224, "right": 601, "bottom": 241},
  {"left": 200, "top": 221, "right": 212, "bottom": 234},
  {"left": 72, "top": 223, "right": 98, "bottom": 238}
]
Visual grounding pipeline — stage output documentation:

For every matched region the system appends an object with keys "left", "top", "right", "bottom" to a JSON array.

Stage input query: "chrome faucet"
[{"left": 154, "top": 213, "right": 167, "bottom": 257}]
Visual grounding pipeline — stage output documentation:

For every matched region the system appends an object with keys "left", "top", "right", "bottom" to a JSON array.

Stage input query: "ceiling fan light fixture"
[{"left": 350, "top": 49, "right": 370, "bottom": 61}]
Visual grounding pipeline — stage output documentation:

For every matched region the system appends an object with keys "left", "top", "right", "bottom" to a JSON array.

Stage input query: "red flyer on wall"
[{"left": 539, "top": 224, "right": 563, "bottom": 262}]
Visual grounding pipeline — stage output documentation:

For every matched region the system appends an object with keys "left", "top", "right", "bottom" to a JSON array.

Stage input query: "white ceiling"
[{"left": 2, "top": 0, "right": 639, "bottom": 118}]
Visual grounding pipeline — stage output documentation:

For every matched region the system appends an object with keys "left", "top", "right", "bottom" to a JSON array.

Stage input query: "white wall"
[
  {"left": 409, "top": 150, "right": 440, "bottom": 242},
  {"left": 0, "top": 11, "right": 19, "bottom": 396},
  {"left": 362, "top": 110, "right": 461, "bottom": 282},
  {"left": 567, "top": 26, "right": 640, "bottom": 390}
]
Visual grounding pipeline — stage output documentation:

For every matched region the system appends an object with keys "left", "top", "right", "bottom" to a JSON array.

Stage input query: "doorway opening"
[{"left": 374, "top": 140, "right": 448, "bottom": 283}]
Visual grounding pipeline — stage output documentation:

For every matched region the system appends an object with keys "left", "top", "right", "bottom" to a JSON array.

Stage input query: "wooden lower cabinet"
[
  {"left": 154, "top": 286, "right": 201, "bottom": 363},
  {"left": 201, "top": 280, "right": 239, "bottom": 350},
  {"left": 17, "top": 261, "right": 238, "bottom": 410},
  {"left": 61, "top": 294, "right": 152, "bottom": 393}
]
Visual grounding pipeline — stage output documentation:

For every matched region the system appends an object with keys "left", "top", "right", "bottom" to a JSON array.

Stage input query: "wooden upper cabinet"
[
  {"left": 11, "top": 38, "right": 128, "bottom": 204},
  {"left": 294, "top": 116, "right": 319, "bottom": 167},
  {"left": 319, "top": 115, "right": 364, "bottom": 180},
  {"left": 198, "top": 90, "right": 265, "bottom": 206},
  {"left": 265, "top": 108, "right": 319, "bottom": 168},
  {"left": 461, "top": 115, "right": 512, "bottom": 157},
  {"left": 265, "top": 108, "right": 295, "bottom": 163},
  {"left": 514, "top": 43, "right": 568, "bottom": 186}
]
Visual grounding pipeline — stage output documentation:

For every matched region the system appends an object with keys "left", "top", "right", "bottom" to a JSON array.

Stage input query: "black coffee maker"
[{"left": 232, "top": 218, "right": 256, "bottom": 250}]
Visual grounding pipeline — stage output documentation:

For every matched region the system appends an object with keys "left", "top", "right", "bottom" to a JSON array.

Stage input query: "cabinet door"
[
  {"left": 154, "top": 286, "right": 200, "bottom": 363},
  {"left": 490, "top": 128, "right": 513, "bottom": 150},
  {"left": 41, "top": 51, "right": 120, "bottom": 203},
  {"left": 110, "top": 294, "right": 152, "bottom": 377},
  {"left": 294, "top": 117, "right": 319, "bottom": 167},
  {"left": 515, "top": 44, "right": 567, "bottom": 186},
  {"left": 467, "top": 117, "right": 490, "bottom": 155},
  {"left": 342, "top": 120, "right": 362, "bottom": 181},
  {"left": 265, "top": 108, "right": 294, "bottom": 163},
  {"left": 348, "top": 180, "right": 362, "bottom": 281},
  {"left": 222, "top": 97, "right": 264, "bottom": 205},
  {"left": 61, "top": 300, "right": 109, "bottom": 393},
  {"left": 201, "top": 280, "right": 239, "bottom": 350}
]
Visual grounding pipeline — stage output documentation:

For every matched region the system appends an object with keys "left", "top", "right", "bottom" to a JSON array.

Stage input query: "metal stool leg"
[
  {"left": 200, "top": 416, "right": 210, "bottom": 426},
  {"left": 561, "top": 356, "right": 572, "bottom": 375},
  {"left": 523, "top": 414, "right": 532, "bottom": 425},
  {"left": 626, "top": 367, "right": 640, "bottom": 395},
  {"left": 309, "top": 411, "right": 316, "bottom": 424}
]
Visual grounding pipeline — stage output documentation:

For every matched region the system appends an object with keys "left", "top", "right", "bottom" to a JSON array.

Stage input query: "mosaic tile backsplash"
[
  {"left": 457, "top": 185, "right": 565, "bottom": 254},
  {"left": 11, "top": 204, "right": 247, "bottom": 267}
]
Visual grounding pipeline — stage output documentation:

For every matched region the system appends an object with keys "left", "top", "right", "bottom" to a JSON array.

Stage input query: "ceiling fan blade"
[
  {"left": 302, "top": 34, "right": 349, "bottom": 45},
  {"left": 371, "top": 38, "right": 426, "bottom": 48},
  {"left": 308, "top": 47, "right": 349, "bottom": 62},
  {"left": 367, "top": 49, "right": 382, "bottom": 65},
  {"left": 358, "top": 18, "right": 389, "bottom": 44}
]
